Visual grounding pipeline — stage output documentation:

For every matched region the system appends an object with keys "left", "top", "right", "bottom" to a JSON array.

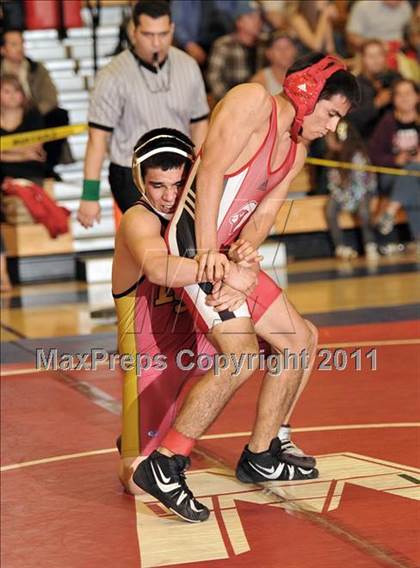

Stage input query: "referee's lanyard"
[{"left": 131, "top": 49, "right": 171, "bottom": 93}]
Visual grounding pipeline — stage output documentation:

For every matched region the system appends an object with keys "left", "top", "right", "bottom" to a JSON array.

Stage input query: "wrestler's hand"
[
  {"left": 206, "top": 283, "right": 246, "bottom": 312},
  {"left": 77, "top": 200, "right": 101, "bottom": 228},
  {"left": 196, "top": 250, "right": 230, "bottom": 283},
  {"left": 228, "top": 239, "right": 263, "bottom": 266},
  {"left": 211, "top": 279, "right": 223, "bottom": 294},
  {"left": 223, "top": 262, "right": 257, "bottom": 296}
]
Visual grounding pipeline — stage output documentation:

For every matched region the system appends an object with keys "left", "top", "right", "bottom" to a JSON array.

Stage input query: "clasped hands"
[{"left": 195, "top": 239, "right": 263, "bottom": 312}]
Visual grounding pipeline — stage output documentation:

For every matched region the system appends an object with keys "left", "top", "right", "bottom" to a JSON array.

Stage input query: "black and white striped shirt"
[{"left": 88, "top": 47, "right": 209, "bottom": 167}]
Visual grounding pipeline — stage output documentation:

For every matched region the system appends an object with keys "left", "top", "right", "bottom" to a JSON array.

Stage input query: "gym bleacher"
[
  {"left": 24, "top": 7, "right": 121, "bottom": 252},
  {"left": 2, "top": 5, "right": 125, "bottom": 283},
  {"left": 3, "top": 2, "right": 410, "bottom": 286}
]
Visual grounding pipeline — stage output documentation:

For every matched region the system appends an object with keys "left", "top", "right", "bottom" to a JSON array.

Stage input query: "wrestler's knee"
[
  {"left": 216, "top": 338, "right": 260, "bottom": 386},
  {"left": 270, "top": 317, "right": 317, "bottom": 357}
]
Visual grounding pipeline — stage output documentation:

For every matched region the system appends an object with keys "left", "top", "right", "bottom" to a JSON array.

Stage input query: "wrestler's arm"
[
  {"left": 195, "top": 83, "right": 272, "bottom": 279},
  {"left": 121, "top": 209, "right": 200, "bottom": 287},
  {"left": 122, "top": 208, "right": 255, "bottom": 292},
  {"left": 238, "top": 144, "right": 307, "bottom": 249}
]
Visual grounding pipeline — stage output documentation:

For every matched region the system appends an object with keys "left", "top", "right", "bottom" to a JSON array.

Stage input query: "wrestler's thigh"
[
  {"left": 208, "top": 315, "right": 258, "bottom": 353},
  {"left": 252, "top": 279, "right": 311, "bottom": 350}
]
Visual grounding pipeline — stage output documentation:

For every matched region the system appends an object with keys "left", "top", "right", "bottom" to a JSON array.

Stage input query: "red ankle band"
[{"left": 161, "top": 428, "right": 195, "bottom": 456}]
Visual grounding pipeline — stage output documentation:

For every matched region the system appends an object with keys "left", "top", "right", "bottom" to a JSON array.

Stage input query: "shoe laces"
[
  {"left": 281, "top": 439, "right": 305, "bottom": 457},
  {"left": 170, "top": 456, "right": 194, "bottom": 499}
]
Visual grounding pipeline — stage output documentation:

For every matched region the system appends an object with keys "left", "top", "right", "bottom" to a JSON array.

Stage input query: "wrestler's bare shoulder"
[
  {"left": 119, "top": 203, "right": 162, "bottom": 241},
  {"left": 214, "top": 83, "right": 272, "bottom": 121},
  {"left": 113, "top": 204, "right": 162, "bottom": 287},
  {"left": 225, "top": 82, "right": 271, "bottom": 103}
]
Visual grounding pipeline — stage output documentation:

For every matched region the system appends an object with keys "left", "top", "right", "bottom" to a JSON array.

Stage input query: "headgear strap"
[{"left": 283, "top": 55, "right": 346, "bottom": 142}]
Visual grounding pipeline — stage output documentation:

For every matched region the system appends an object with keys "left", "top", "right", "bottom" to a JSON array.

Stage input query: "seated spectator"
[
  {"left": 288, "top": 0, "right": 338, "bottom": 56},
  {"left": 207, "top": 1, "right": 263, "bottom": 102},
  {"left": 171, "top": 0, "right": 238, "bottom": 67},
  {"left": 347, "top": 40, "right": 401, "bottom": 140},
  {"left": 0, "top": 73, "right": 47, "bottom": 293},
  {"left": 0, "top": 74, "right": 47, "bottom": 185},
  {"left": 370, "top": 79, "right": 419, "bottom": 248},
  {"left": 325, "top": 120, "right": 378, "bottom": 260},
  {"left": 330, "top": 0, "right": 353, "bottom": 58},
  {"left": 259, "top": 1, "right": 287, "bottom": 31},
  {"left": 397, "top": 14, "right": 420, "bottom": 82},
  {"left": 0, "top": 29, "right": 72, "bottom": 177},
  {"left": 346, "top": 0, "right": 413, "bottom": 63},
  {"left": 250, "top": 31, "right": 297, "bottom": 94}
]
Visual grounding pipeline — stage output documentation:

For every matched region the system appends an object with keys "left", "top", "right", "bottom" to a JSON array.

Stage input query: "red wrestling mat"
[{"left": 1, "top": 320, "right": 419, "bottom": 567}]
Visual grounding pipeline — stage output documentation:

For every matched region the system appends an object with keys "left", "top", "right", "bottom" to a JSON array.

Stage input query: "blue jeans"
[{"left": 386, "top": 163, "right": 420, "bottom": 241}]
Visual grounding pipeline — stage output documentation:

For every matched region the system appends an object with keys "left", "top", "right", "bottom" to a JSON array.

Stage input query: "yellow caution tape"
[
  {"left": 1, "top": 123, "right": 419, "bottom": 178},
  {"left": 0, "top": 123, "right": 88, "bottom": 150},
  {"left": 306, "top": 156, "right": 420, "bottom": 177}
]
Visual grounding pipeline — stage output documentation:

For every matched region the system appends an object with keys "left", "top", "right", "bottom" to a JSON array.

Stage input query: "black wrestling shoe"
[
  {"left": 133, "top": 451, "right": 210, "bottom": 523},
  {"left": 236, "top": 438, "right": 319, "bottom": 484}
]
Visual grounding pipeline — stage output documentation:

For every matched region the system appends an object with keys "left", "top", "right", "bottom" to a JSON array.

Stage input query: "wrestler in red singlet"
[{"left": 166, "top": 97, "right": 295, "bottom": 332}]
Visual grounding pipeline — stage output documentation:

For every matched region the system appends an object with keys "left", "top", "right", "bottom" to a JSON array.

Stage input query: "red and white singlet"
[{"left": 166, "top": 97, "right": 296, "bottom": 332}]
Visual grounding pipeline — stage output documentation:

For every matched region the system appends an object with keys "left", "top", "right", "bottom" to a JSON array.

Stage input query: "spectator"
[
  {"left": 206, "top": 1, "right": 263, "bottom": 102},
  {"left": 331, "top": 0, "right": 353, "bottom": 57},
  {"left": 259, "top": 1, "right": 287, "bottom": 31},
  {"left": 77, "top": 0, "right": 209, "bottom": 228},
  {"left": 171, "top": 0, "right": 237, "bottom": 67},
  {"left": 346, "top": 0, "right": 413, "bottom": 56},
  {"left": 347, "top": 40, "right": 401, "bottom": 140},
  {"left": 0, "top": 29, "right": 72, "bottom": 177},
  {"left": 288, "top": 0, "right": 338, "bottom": 56},
  {"left": 251, "top": 31, "right": 297, "bottom": 94},
  {"left": 397, "top": 14, "right": 420, "bottom": 82},
  {"left": 0, "top": 74, "right": 46, "bottom": 185},
  {"left": 370, "top": 79, "right": 419, "bottom": 247},
  {"left": 325, "top": 120, "right": 378, "bottom": 260},
  {"left": 0, "top": 73, "right": 47, "bottom": 293}
]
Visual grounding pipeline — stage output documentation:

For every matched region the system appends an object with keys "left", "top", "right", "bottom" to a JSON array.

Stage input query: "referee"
[{"left": 77, "top": 0, "right": 209, "bottom": 228}]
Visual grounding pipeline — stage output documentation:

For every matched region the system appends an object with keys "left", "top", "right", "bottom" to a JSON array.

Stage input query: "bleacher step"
[
  {"left": 76, "top": 253, "right": 113, "bottom": 283},
  {"left": 75, "top": 237, "right": 115, "bottom": 252}
]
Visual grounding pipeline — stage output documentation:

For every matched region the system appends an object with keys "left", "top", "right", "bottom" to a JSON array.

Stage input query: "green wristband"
[{"left": 82, "top": 179, "right": 100, "bottom": 201}]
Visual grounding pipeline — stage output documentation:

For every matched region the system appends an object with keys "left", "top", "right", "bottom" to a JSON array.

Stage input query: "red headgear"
[{"left": 283, "top": 55, "right": 346, "bottom": 142}]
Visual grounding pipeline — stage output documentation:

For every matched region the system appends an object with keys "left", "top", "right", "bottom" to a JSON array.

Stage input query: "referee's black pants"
[{"left": 109, "top": 163, "right": 140, "bottom": 213}]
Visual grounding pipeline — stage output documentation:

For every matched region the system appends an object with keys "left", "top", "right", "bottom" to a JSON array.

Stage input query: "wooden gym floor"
[{"left": 1, "top": 251, "right": 419, "bottom": 568}]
